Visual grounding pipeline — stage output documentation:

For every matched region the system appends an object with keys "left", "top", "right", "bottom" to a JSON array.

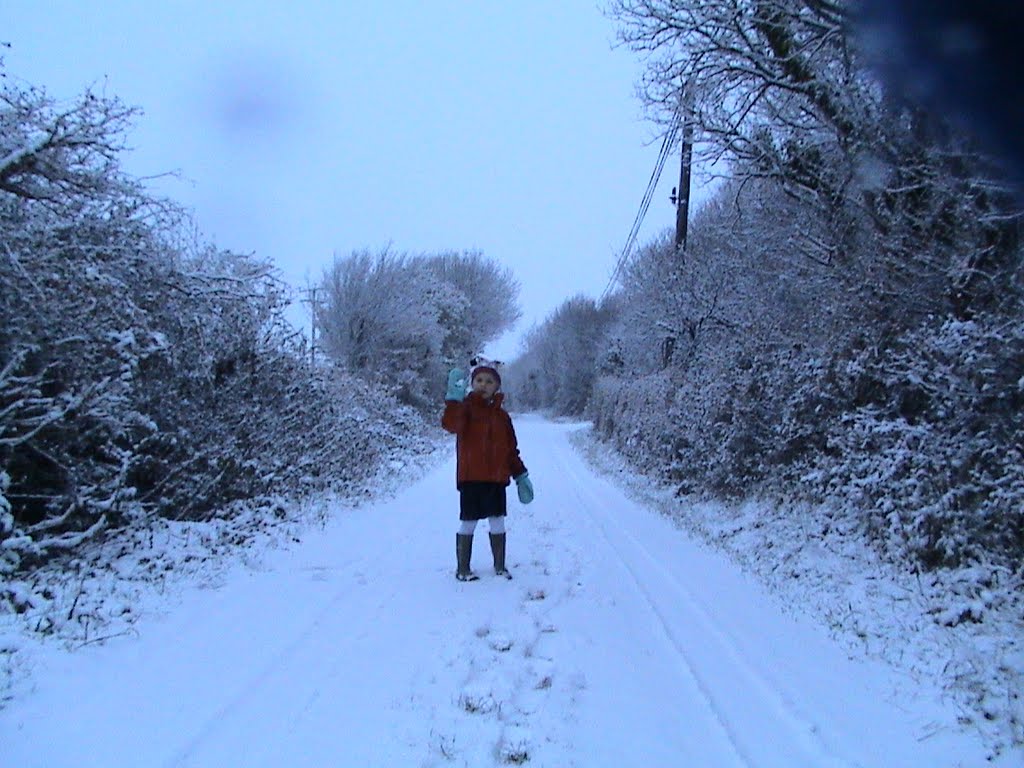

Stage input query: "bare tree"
[
  {"left": 607, "top": 0, "right": 1022, "bottom": 323},
  {"left": 1, "top": 83, "right": 139, "bottom": 206}
]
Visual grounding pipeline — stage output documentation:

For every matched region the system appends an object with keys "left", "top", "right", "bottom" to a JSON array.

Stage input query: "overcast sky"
[{"left": 5, "top": 1, "right": 715, "bottom": 360}]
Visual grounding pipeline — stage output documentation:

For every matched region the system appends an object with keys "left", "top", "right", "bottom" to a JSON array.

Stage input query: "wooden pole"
[{"left": 675, "top": 87, "right": 694, "bottom": 254}]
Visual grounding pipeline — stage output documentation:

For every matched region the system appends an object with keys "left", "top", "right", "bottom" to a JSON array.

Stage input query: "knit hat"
[{"left": 470, "top": 365, "right": 501, "bottom": 387}]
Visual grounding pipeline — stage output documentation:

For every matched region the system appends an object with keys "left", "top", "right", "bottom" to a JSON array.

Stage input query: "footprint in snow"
[
  {"left": 308, "top": 566, "right": 330, "bottom": 582},
  {"left": 488, "top": 633, "right": 513, "bottom": 652},
  {"left": 529, "top": 659, "right": 556, "bottom": 690},
  {"left": 499, "top": 724, "right": 532, "bottom": 764},
  {"left": 458, "top": 682, "right": 499, "bottom": 715}
]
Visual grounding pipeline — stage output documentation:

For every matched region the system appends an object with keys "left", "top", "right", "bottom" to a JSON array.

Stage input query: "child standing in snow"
[{"left": 441, "top": 363, "right": 534, "bottom": 581}]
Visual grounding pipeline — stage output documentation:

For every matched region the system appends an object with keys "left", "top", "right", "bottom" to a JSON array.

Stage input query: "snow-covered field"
[{"left": 1, "top": 416, "right": 1019, "bottom": 766}]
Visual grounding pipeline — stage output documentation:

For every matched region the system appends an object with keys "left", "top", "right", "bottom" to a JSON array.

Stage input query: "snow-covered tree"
[
  {"left": 317, "top": 247, "right": 521, "bottom": 407},
  {"left": 577, "top": 0, "right": 1024, "bottom": 573},
  {"left": 0, "top": 78, "right": 440, "bottom": 575},
  {"left": 607, "top": 0, "right": 1021, "bottom": 325},
  {"left": 423, "top": 249, "right": 521, "bottom": 366},
  {"left": 1, "top": 81, "right": 137, "bottom": 206}
]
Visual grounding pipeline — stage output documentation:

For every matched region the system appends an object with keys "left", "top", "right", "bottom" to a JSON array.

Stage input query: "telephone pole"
[
  {"left": 671, "top": 87, "right": 695, "bottom": 254},
  {"left": 301, "top": 286, "right": 321, "bottom": 367},
  {"left": 664, "top": 87, "right": 695, "bottom": 369}
]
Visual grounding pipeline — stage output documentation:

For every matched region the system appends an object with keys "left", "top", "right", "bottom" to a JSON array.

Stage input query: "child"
[{"left": 441, "top": 363, "right": 534, "bottom": 581}]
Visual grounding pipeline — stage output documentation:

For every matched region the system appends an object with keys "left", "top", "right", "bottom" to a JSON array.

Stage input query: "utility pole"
[
  {"left": 670, "top": 87, "right": 695, "bottom": 255},
  {"left": 301, "top": 286, "right": 320, "bottom": 367},
  {"left": 665, "top": 86, "right": 695, "bottom": 369}
]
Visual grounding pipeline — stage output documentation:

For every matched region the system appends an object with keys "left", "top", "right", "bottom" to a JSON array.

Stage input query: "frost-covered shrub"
[
  {"left": 592, "top": 310, "right": 1024, "bottom": 572},
  {"left": 0, "top": 79, "right": 439, "bottom": 574},
  {"left": 802, "top": 315, "right": 1024, "bottom": 568},
  {"left": 0, "top": 471, "right": 15, "bottom": 575},
  {"left": 590, "top": 350, "right": 803, "bottom": 497},
  {"left": 581, "top": 138, "right": 1023, "bottom": 570},
  {"left": 591, "top": 373, "right": 675, "bottom": 473}
]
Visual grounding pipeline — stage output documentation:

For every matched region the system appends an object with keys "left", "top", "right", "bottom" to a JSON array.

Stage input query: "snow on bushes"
[
  {"left": 590, "top": 313, "right": 1024, "bottom": 573},
  {"left": 801, "top": 315, "right": 1024, "bottom": 570},
  {"left": 0, "top": 79, "right": 443, "bottom": 581}
]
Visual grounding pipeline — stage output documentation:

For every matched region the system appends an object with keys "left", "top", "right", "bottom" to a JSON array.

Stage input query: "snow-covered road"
[{"left": 1, "top": 417, "right": 996, "bottom": 766}]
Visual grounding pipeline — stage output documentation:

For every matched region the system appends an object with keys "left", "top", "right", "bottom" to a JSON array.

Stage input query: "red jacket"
[{"left": 442, "top": 392, "right": 527, "bottom": 488}]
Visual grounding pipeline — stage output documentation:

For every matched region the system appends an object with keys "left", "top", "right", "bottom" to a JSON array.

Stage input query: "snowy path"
[{"left": 0, "top": 417, "right": 995, "bottom": 767}]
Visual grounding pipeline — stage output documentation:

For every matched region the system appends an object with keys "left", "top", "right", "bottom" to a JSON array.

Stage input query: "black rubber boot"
[
  {"left": 489, "top": 532, "right": 512, "bottom": 580},
  {"left": 456, "top": 533, "right": 479, "bottom": 582}
]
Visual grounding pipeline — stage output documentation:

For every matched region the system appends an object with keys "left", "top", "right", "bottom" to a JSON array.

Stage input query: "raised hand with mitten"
[{"left": 445, "top": 368, "right": 466, "bottom": 401}]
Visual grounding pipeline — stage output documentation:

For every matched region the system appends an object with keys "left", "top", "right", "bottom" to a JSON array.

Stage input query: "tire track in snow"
[
  {"left": 553, "top": 437, "right": 853, "bottom": 768},
  {"left": 162, "top": 548, "right": 382, "bottom": 768},
  {"left": 546, "top": 439, "right": 754, "bottom": 768}
]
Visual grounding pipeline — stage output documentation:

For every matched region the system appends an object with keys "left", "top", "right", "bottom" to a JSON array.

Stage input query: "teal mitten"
[
  {"left": 445, "top": 368, "right": 466, "bottom": 401},
  {"left": 514, "top": 472, "right": 534, "bottom": 504}
]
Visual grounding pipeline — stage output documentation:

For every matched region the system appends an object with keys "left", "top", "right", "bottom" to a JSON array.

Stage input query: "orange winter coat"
[{"left": 442, "top": 392, "right": 527, "bottom": 488}]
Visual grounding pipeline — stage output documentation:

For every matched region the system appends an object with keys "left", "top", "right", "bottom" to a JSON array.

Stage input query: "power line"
[
  {"left": 602, "top": 118, "right": 678, "bottom": 299},
  {"left": 600, "top": 104, "right": 683, "bottom": 302}
]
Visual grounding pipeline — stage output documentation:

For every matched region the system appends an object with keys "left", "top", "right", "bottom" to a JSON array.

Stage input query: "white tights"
[{"left": 458, "top": 517, "right": 505, "bottom": 536}]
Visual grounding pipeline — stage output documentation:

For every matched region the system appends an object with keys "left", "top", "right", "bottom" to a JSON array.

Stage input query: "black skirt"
[{"left": 458, "top": 482, "right": 508, "bottom": 521}]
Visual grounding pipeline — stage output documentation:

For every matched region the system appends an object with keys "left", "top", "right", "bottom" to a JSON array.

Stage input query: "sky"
[
  {"left": 1, "top": 416, "right": 1011, "bottom": 766},
  {"left": 3, "top": 1, "right": 714, "bottom": 361}
]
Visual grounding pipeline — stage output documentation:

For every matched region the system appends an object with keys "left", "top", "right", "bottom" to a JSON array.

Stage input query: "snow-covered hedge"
[
  {"left": 803, "top": 315, "right": 1024, "bottom": 569},
  {"left": 0, "top": 79, "right": 439, "bottom": 577},
  {"left": 589, "top": 312, "right": 1024, "bottom": 572}
]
